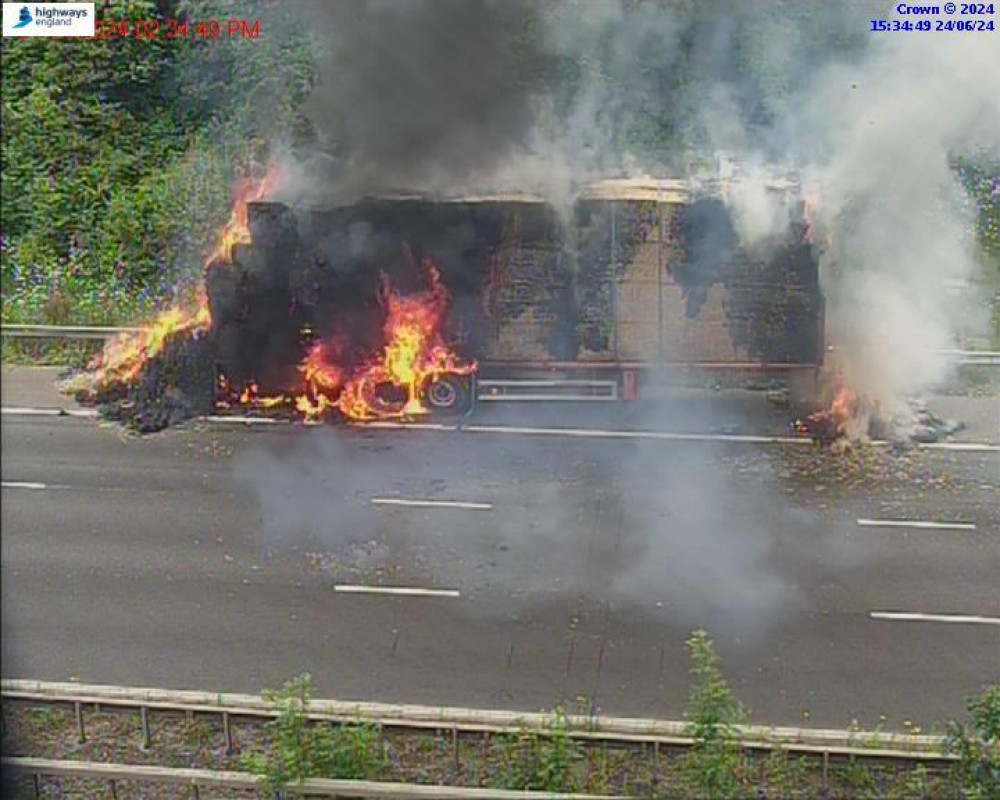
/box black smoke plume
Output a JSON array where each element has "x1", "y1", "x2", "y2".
[{"x1": 295, "y1": 0, "x2": 558, "y2": 202}]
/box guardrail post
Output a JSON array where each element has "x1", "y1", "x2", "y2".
[
  {"x1": 75, "y1": 701, "x2": 86, "y2": 743},
  {"x1": 821, "y1": 749, "x2": 829, "y2": 792},
  {"x1": 481, "y1": 730, "x2": 489, "y2": 761},
  {"x1": 110, "y1": 777, "x2": 118, "y2": 799},
  {"x1": 451, "y1": 726, "x2": 460, "y2": 772},
  {"x1": 189, "y1": 782, "x2": 200, "y2": 799},
  {"x1": 652, "y1": 741, "x2": 660, "y2": 788},
  {"x1": 140, "y1": 705, "x2": 151, "y2": 750},
  {"x1": 32, "y1": 774, "x2": 40, "y2": 799},
  {"x1": 223, "y1": 711, "x2": 233, "y2": 755}
]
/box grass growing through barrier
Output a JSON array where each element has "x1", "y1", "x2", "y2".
[
  {"x1": 489, "y1": 708, "x2": 582, "y2": 792},
  {"x1": 759, "y1": 749, "x2": 812, "y2": 799},
  {"x1": 3, "y1": 656, "x2": 998, "y2": 798},
  {"x1": 242, "y1": 673, "x2": 386, "y2": 795},
  {"x1": 683, "y1": 629, "x2": 748, "y2": 799}
]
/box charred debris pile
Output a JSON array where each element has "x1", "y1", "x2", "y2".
[
  {"x1": 792, "y1": 389, "x2": 966, "y2": 450},
  {"x1": 71, "y1": 333, "x2": 217, "y2": 434}
]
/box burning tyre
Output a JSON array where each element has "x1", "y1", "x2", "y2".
[
  {"x1": 353, "y1": 371, "x2": 473, "y2": 419},
  {"x1": 360, "y1": 375, "x2": 409, "y2": 417}
]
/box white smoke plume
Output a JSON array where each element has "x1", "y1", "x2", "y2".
[{"x1": 713, "y1": 29, "x2": 999, "y2": 409}]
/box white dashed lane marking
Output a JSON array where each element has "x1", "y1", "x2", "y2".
[
  {"x1": 1, "y1": 407, "x2": 97, "y2": 418},
  {"x1": 371, "y1": 497, "x2": 493, "y2": 511},
  {"x1": 334, "y1": 585, "x2": 461, "y2": 598},
  {"x1": 870, "y1": 612, "x2": 1000, "y2": 626},
  {"x1": 857, "y1": 518, "x2": 977, "y2": 531}
]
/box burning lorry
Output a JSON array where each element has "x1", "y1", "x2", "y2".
[
  {"x1": 74, "y1": 175, "x2": 825, "y2": 430},
  {"x1": 208, "y1": 178, "x2": 821, "y2": 414}
]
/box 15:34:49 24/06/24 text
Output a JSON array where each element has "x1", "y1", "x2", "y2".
[
  {"x1": 870, "y1": 18, "x2": 995, "y2": 30},
  {"x1": 95, "y1": 19, "x2": 261, "y2": 40}
]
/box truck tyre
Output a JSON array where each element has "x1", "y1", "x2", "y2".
[{"x1": 424, "y1": 374, "x2": 472, "y2": 415}]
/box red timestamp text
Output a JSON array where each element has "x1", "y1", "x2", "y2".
[{"x1": 95, "y1": 19, "x2": 261, "y2": 41}]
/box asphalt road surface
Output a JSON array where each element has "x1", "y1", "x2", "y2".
[{"x1": 2, "y1": 367, "x2": 998, "y2": 731}]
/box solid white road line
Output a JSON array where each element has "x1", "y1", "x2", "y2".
[
  {"x1": 857, "y1": 518, "x2": 977, "y2": 531},
  {"x1": 1, "y1": 481, "x2": 47, "y2": 490},
  {"x1": 357, "y1": 420, "x2": 1000, "y2": 450},
  {"x1": 362, "y1": 421, "x2": 461, "y2": 432},
  {"x1": 919, "y1": 442, "x2": 999, "y2": 452},
  {"x1": 362, "y1": 420, "x2": 808, "y2": 445},
  {"x1": 5, "y1": 406, "x2": 998, "y2": 452},
  {"x1": 334, "y1": 585, "x2": 461, "y2": 598},
  {"x1": 870, "y1": 612, "x2": 1000, "y2": 626},
  {"x1": 203, "y1": 415, "x2": 283, "y2": 425},
  {"x1": 1, "y1": 407, "x2": 98, "y2": 418},
  {"x1": 371, "y1": 497, "x2": 493, "y2": 510},
  {"x1": 467, "y1": 423, "x2": 806, "y2": 444}
]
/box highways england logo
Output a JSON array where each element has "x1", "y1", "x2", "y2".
[{"x1": 2, "y1": 3, "x2": 94, "y2": 36}]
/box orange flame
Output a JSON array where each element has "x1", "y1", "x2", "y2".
[
  {"x1": 302, "y1": 263, "x2": 474, "y2": 421},
  {"x1": 294, "y1": 341, "x2": 345, "y2": 420},
  {"x1": 206, "y1": 170, "x2": 283, "y2": 267},
  {"x1": 94, "y1": 301, "x2": 211, "y2": 385},
  {"x1": 81, "y1": 160, "x2": 475, "y2": 424},
  {"x1": 830, "y1": 386, "x2": 857, "y2": 426},
  {"x1": 239, "y1": 381, "x2": 287, "y2": 409},
  {"x1": 85, "y1": 166, "x2": 282, "y2": 390},
  {"x1": 793, "y1": 384, "x2": 870, "y2": 446},
  {"x1": 336, "y1": 264, "x2": 475, "y2": 420},
  {"x1": 230, "y1": 261, "x2": 476, "y2": 422}
]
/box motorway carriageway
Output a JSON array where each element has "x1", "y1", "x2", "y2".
[{"x1": 1, "y1": 370, "x2": 998, "y2": 731}]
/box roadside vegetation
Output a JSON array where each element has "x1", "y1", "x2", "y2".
[
  {"x1": 0, "y1": 337, "x2": 101, "y2": 367},
  {"x1": 4, "y1": 632, "x2": 998, "y2": 798},
  {"x1": 1, "y1": 0, "x2": 314, "y2": 329}
]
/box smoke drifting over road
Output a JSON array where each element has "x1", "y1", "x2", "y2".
[{"x1": 235, "y1": 413, "x2": 797, "y2": 640}]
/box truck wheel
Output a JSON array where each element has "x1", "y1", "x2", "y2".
[{"x1": 425, "y1": 374, "x2": 471, "y2": 414}]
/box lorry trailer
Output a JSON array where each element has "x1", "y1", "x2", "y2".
[{"x1": 205, "y1": 177, "x2": 823, "y2": 414}]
